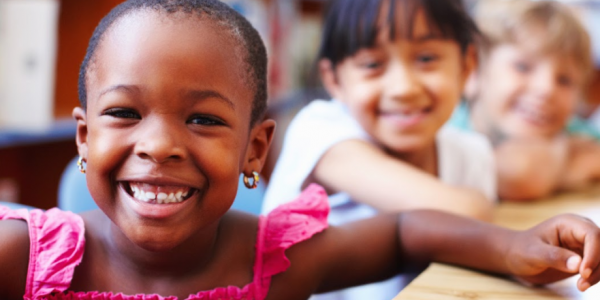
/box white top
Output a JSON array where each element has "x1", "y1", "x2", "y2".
[
  {"x1": 262, "y1": 99, "x2": 497, "y2": 300},
  {"x1": 589, "y1": 106, "x2": 600, "y2": 131}
]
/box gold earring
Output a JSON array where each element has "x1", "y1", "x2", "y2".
[
  {"x1": 243, "y1": 171, "x2": 260, "y2": 189},
  {"x1": 77, "y1": 156, "x2": 87, "y2": 174}
]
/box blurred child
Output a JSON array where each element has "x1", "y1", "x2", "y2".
[
  {"x1": 2, "y1": 1, "x2": 600, "y2": 300},
  {"x1": 454, "y1": 0, "x2": 600, "y2": 201},
  {"x1": 262, "y1": 0, "x2": 496, "y2": 298}
]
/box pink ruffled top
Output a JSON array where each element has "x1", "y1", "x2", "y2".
[{"x1": 0, "y1": 184, "x2": 329, "y2": 300}]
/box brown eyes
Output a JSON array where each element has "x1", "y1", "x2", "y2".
[
  {"x1": 103, "y1": 108, "x2": 141, "y2": 119},
  {"x1": 103, "y1": 108, "x2": 224, "y2": 127},
  {"x1": 187, "y1": 115, "x2": 224, "y2": 126}
]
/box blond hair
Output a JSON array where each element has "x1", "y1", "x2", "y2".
[{"x1": 474, "y1": 0, "x2": 593, "y2": 83}]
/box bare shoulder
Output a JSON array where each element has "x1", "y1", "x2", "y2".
[{"x1": 0, "y1": 219, "x2": 30, "y2": 299}]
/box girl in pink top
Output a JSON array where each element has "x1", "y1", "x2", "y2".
[{"x1": 1, "y1": 0, "x2": 600, "y2": 299}]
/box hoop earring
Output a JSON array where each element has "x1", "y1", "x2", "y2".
[
  {"x1": 243, "y1": 171, "x2": 260, "y2": 189},
  {"x1": 77, "y1": 156, "x2": 87, "y2": 174}
]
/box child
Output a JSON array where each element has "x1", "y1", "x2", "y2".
[
  {"x1": 1, "y1": 0, "x2": 600, "y2": 299},
  {"x1": 262, "y1": 0, "x2": 495, "y2": 297},
  {"x1": 453, "y1": 0, "x2": 600, "y2": 201}
]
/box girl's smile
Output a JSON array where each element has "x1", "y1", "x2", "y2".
[
  {"x1": 378, "y1": 106, "x2": 433, "y2": 129},
  {"x1": 119, "y1": 179, "x2": 199, "y2": 219}
]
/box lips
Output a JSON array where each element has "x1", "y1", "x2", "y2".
[
  {"x1": 513, "y1": 103, "x2": 553, "y2": 126},
  {"x1": 380, "y1": 106, "x2": 432, "y2": 128},
  {"x1": 118, "y1": 180, "x2": 200, "y2": 220}
]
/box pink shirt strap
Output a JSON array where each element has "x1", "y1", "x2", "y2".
[{"x1": 0, "y1": 206, "x2": 85, "y2": 299}]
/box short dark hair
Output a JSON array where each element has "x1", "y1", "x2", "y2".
[
  {"x1": 78, "y1": 0, "x2": 268, "y2": 125},
  {"x1": 319, "y1": 0, "x2": 479, "y2": 68}
]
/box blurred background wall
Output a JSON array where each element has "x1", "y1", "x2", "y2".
[{"x1": 0, "y1": 0, "x2": 598, "y2": 208}]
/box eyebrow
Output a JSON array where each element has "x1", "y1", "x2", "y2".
[
  {"x1": 410, "y1": 33, "x2": 446, "y2": 43},
  {"x1": 97, "y1": 85, "x2": 235, "y2": 109},
  {"x1": 98, "y1": 84, "x2": 140, "y2": 98},
  {"x1": 185, "y1": 90, "x2": 235, "y2": 109}
]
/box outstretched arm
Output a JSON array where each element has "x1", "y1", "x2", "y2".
[
  {"x1": 275, "y1": 210, "x2": 600, "y2": 296},
  {"x1": 558, "y1": 137, "x2": 600, "y2": 191},
  {"x1": 495, "y1": 137, "x2": 568, "y2": 201},
  {"x1": 399, "y1": 211, "x2": 600, "y2": 291},
  {"x1": 497, "y1": 136, "x2": 600, "y2": 201},
  {"x1": 312, "y1": 140, "x2": 493, "y2": 221}
]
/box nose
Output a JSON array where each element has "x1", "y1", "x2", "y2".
[
  {"x1": 134, "y1": 118, "x2": 187, "y2": 163},
  {"x1": 529, "y1": 64, "x2": 558, "y2": 104},
  {"x1": 384, "y1": 61, "x2": 422, "y2": 102}
]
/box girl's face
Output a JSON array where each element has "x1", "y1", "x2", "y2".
[
  {"x1": 321, "y1": 10, "x2": 474, "y2": 155},
  {"x1": 73, "y1": 12, "x2": 273, "y2": 251},
  {"x1": 474, "y1": 42, "x2": 583, "y2": 139}
]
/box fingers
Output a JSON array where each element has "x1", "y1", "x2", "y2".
[
  {"x1": 578, "y1": 231, "x2": 600, "y2": 291},
  {"x1": 577, "y1": 266, "x2": 600, "y2": 292},
  {"x1": 550, "y1": 214, "x2": 600, "y2": 291},
  {"x1": 523, "y1": 241, "x2": 582, "y2": 275},
  {"x1": 537, "y1": 243, "x2": 582, "y2": 274},
  {"x1": 579, "y1": 222, "x2": 600, "y2": 281}
]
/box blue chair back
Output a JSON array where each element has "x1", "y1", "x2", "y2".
[
  {"x1": 0, "y1": 201, "x2": 36, "y2": 211},
  {"x1": 58, "y1": 157, "x2": 265, "y2": 214},
  {"x1": 58, "y1": 157, "x2": 97, "y2": 213}
]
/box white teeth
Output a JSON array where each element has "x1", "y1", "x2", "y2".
[
  {"x1": 156, "y1": 193, "x2": 167, "y2": 204},
  {"x1": 128, "y1": 184, "x2": 191, "y2": 204},
  {"x1": 146, "y1": 192, "x2": 156, "y2": 200}
]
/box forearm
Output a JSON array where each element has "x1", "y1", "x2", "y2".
[
  {"x1": 557, "y1": 139, "x2": 600, "y2": 191},
  {"x1": 398, "y1": 210, "x2": 514, "y2": 274},
  {"x1": 314, "y1": 140, "x2": 493, "y2": 221},
  {"x1": 496, "y1": 138, "x2": 567, "y2": 201}
]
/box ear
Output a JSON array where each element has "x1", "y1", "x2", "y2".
[
  {"x1": 462, "y1": 44, "x2": 478, "y2": 81},
  {"x1": 72, "y1": 107, "x2": 89, "y2": 160},
  {"x1": 461, "y1": 45, "x2": 479, "y2": 103},
  {"x1": 319, "y1": 59, "x2": 344, "y2": 101},
  {"x1": 242, "y1": 119, "x2": 276, "y2": 177}
]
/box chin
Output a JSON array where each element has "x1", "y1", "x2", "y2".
[
  {"x1": 125, "y1": 225, "x2": 189, "y2": 252},
  {"x1": 504, "y1": 125, "x2": 556, "y2": 140},
  {"x1": 133, "y1": 234, "x2": 183, "y2": 252},
  {"x1": 385, "y1": 139, "x2": 432, "y2": 155}
]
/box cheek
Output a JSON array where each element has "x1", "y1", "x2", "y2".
[
  {"x1": 86, "y1": 122, "x2": 128, "y2": 175},
  {"x1": 422, "y1": 72, "x2": 460, "y2": 114},
  {"x1": 555, "y1": 90, "x2": 579, "y2": 118},
  {"x1": 194, "y1": 133, "x2": 245, "y2": 185},
  {"x1": 196, "y1": 135, "x2": 246, "y2": 211},
  {"x1": 339, "y1": 81, "x2": 381, "y2": 123},
  {"x1": 479, "y1": 76, "x2": 518, "y2": 115}
]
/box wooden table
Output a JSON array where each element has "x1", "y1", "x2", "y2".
[{"x1": 394, "y1": 186, "x2": 600, "y2": 300}]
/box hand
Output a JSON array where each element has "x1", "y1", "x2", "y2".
[{"x1": 504, "y1": 214, "x2": 600, "y2": 291}]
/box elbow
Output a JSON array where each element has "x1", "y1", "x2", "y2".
[
  {"x1": 467, "y1": 191, "x2": 494, "y2": 222},
  {"x1": 495, "y1": 140, "x2": 559, "y2": 201},
  {"x1": 499, "y1": 180, "x2": 554, "y2": 202},
  {"x1": 497, "y1": 166, "x2": 555, "y2": 202},
  {"x1": 452, "y1": 189, "x2": 494, "y2": 222}
]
